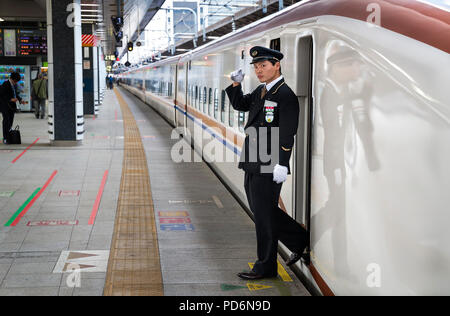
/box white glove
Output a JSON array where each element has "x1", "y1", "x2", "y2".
[
  {"x1": 230, "y1": 68, "x2": 245, "y2": 83},
  {"x1": 273, "y1": 164, "x2": 288, "y2": 184}
]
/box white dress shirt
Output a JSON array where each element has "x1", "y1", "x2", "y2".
[{"x1": 264, "y1": 75, "x2": 283, "y2": 92}]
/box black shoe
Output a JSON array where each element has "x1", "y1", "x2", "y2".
[
  {"x1": 286, "y1": 250, "x2": 311, "y2": 266},
  {"x1": 286, "y1": 253, "x2": 301, "y2": 266},
  {"x1": 237, "y1": 271, "x2": 276, "y2": 280}
]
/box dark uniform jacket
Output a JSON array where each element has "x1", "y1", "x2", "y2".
[
  {"x1": 0, "y1": 80, "x2": 21, "y2": 112},
  {"x1": 226, "y1": 78, "x2": 299, "y2": 176}
]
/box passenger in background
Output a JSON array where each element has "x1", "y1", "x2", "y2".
[
  {"x1": 226, "y1": 46, "x2": 309, "y2": 280},
  {"x1": 32, "y1": 73, "x2": 48, "y2": 119},
  {"x1": 108, "y1": 75, "x2": 114, "y2": 90},
  {"x1": 0, "y1": 72, "x2": 26, "y2": 144}
]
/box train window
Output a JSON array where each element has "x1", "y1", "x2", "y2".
[
  {"x1": 203, "y1": 87, "x2": 207, "y2": 113},
  {"x1": 168, "y1": 82, "x2": 172, "y2": 97},
  {"x1": 220, "y1": 90, "x2": 226, "y2": 123},
  {"x1": 195, "y1": 86, "x2": 198, "y2": 109},
  {"x1": 199, "y1": 87, "x2": 203, "y2": 111},
  {"x1": 238, "y1": 111, "x2": 246, "y2": 132},
  {"x1": 214, "y1": 88, "x2": 219, "y2": 119},
  {"x1": 270, "y1": 38, "x2": 281, "y2": 51},
  {"x1": 208, "y1": 88, "x2": 212, "y2": 116}
]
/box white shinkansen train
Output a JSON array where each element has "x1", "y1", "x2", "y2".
[{"x1": 117, "y1": 0, "x2": 450, "y2": 295}]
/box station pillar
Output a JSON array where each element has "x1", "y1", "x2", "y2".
[
  {"x1": 46, "y1": 0, "x2": 84, "y2": 143},
  {"x1": 82, "y1": 24, "x2": 95, "y2": 116},
  {"x1": 94, "y1": 45, "x2": 100, "y2": 115}
]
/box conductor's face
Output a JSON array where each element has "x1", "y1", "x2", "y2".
[{"x1": 253, "y1": 60, "x2": 280, "y2": 84}]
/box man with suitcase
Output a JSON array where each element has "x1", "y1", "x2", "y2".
[{"x1": 0, "y1": 72, "x2": 26, "y2": 144}]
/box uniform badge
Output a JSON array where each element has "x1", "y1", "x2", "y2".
[
  {"x1": 264, "y1": 100, "x2": 277, "y2": 123},
  {"x1": 252, "y1": 50, "x2": 258, "y2": 57}
]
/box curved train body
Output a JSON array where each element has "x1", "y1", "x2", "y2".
[{"x1": 117, "y1": 0, "x2": 450, "y2": 295}]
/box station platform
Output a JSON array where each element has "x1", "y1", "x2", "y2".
[{"x1": 0, "y1": 87, "x2": 310, "y2": 296}]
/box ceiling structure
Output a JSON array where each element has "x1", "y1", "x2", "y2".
[
  {"x1": 79, "y1": 0, "x2": 166, "y2": 58},
  {"x1": 0, "y1": 0, "x2": 303, "y2": 67},
  {"x1": 0, "y1": 0, "x2": 165, "y2": 57},
  {"x1": 161, "y1": 0, "x2": 300, "y2": 58}
]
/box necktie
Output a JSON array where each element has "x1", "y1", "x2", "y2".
[
  {"x1": 11, "y1": 81, "x2": 16, "y2": 98},
  {"x1": 261, "y1": 86, "x2": 267, "y2": 99}
]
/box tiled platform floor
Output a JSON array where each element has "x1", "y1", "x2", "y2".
[{"x1": 0, "y1": 87, "x2": 310, "y2": 296}]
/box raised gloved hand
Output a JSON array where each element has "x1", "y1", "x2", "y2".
[
  {"x1": 273, "y1": 164, "x2": 288, "y2": 184},
  {"x1": 230, "y1": 69, "x2": 245, "y2": 83}
]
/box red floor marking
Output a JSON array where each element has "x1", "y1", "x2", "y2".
[
  {"x1": 88, "y1": 170, "x2": 109, "y2": 225},
  {"x1": 159, "y1": 217, "x2": 192, "y2": 224},
  {"x1": 11, "y1": 170, "x2": 58, "y2": 226},
  {"x1": 11, "y1": 138, "x2": 39, "y2": 163}
]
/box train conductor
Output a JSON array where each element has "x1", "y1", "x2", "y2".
[{"x1": 226, "y1": 46, "x2": 309, "y2": 280}]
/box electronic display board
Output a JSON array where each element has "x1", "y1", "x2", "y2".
[
  {"x1": 4, "y1": 29, "x2": 16, "y2": 56},
  {"x1": 17, "y1": 29, "x2": 47, "y2": 56},
  {"x1": 0, "y1": 29, "x2": 3, "y2": 56}
]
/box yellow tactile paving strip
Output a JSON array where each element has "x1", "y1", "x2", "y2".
[{"x1": 103, "y1": 88, "x2": 164, "y2": 296}]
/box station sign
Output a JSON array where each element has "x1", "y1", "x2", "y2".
[
  {"x1": 27, "y1": 220, "x2": 79, "y2": 227},
  {"x1": 105, "y1": 55, "x2": 116, "y2": 61},
  {"x1": 159, "y1": 217, "x2": 191, "y2": 224},
  {"x1": 59, "y1": 190, "x2": 80, "y2": 197},
  {"x1": 17, "y1": 29, "x2": 47, "y2": 56},
  {"x1": 160, "y1": 223, "x2": 195, "y2": 231},
  {"x1": 0, "y1": 191, "x2": 14, "y2": 197},
  {"x1": 158, "y1": 211, "x2": 194, "y2": 231}
]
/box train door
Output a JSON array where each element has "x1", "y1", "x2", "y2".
[
  {"x1": 294, "y1": 36, "x2": 314, "y2": 256},
  {"x1": 174, "y1": 64, "x2": 179, "y2": 126},
  {"x1": 184, "y1": 61, "x2": 189, "y2": 135}
]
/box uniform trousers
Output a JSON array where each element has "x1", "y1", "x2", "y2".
[{"x1": 244, "y1": 172, "x2": 308, "y2": 276}]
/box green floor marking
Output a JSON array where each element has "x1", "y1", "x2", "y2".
[
  {"x1": 221, "y1": 284, "x2": 247, "y2": 291},
  {"x1": 5, "y1": 188, "x2": 41, "y2": 227}
]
